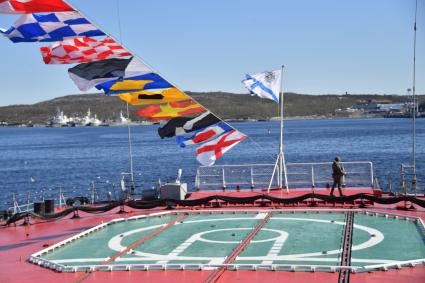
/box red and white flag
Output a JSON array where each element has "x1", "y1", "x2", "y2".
[
  {"x1": 40, "y1": 37, "x2": 132, "y2": 64},
  {"x1": 0, "y1": 0, "x2": 73, "y2": 14},
  {"x1": 196, "y1": 130, "x2": 247, "y2": 166}
]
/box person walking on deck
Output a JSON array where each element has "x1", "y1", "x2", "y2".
[{"x1": 331, "y1": 156, "x2": 346, "y2": 196}]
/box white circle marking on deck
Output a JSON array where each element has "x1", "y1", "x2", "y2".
[
  {"x1": 107, "y1": 216, "x2": 384, "y2": 261},
  {"x1": 196, "y1": 228, "x2": 288, "y2": 244}
]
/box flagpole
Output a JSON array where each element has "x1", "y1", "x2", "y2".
[
  {"x1": 411, "y1": 0, "x2": 418, "y2": 193},
  {"x1": 279, "y1": 65, "x2": 289, "y2": 193},
  {"x1": 116, "y1": 0, "x2": 134, "y2": 186},
  {"x1": 126, "y1": 102, "x2": 135, "y2": 184}
]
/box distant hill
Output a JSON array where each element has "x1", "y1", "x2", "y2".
[{"x1": 0, "y1": 92, "x2": 424, "y2": 124}]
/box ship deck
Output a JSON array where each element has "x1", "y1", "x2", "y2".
[{"x1": 1, "y1": 188, "x2": 424, "y2": 283}]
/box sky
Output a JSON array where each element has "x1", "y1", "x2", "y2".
[{"x1": 0, "y1": 0, "x2": 424, "y2": 106}]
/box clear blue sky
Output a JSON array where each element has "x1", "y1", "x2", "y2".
[{"x1": 0, "y1": 0, "x2": 423, "y2": 106}]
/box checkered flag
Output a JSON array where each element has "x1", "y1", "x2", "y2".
[
  {"x1": 40, "y1": 37, "x2": 132, "y2": 64},
  {"x1": 0, "y1": 11, "x2": 104, "y2": 43}
]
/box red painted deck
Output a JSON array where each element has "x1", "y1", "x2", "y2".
[{"x1": 1, "y1": 189, "x2": 424, "y2": 283}]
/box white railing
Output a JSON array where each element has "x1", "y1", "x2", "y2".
[
  {"x1": 400, "y1": 164, "x2": 424, "y2": 196},
  {"x1": 53, "y1": 259, "x2": 425, "y2": 273},
  {"x1": 195, "y1": 162, "x2": 374, "y2": 190},
  {"x1": 5, "y1": 172, "x2": 144, "y2": 214}
]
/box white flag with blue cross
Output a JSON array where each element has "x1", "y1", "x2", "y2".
[{"x1": 242, "y1": 70, "x2": 282, "y2": 103}]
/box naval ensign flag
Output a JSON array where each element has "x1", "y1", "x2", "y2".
[
  {"x1": 196, "y1": 130, "x2": 247, "y2": 166},
  {"x1": 242, "y1": 70, "x2": 282, "y2": 103}
]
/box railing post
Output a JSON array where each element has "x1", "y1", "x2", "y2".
[
  {"x1": 26, "y1": 192, "x2": 30, "y2": 212},
  {"x1": 250, "y1": 167, "x2": 255, "y2": 189},
  {"x1": 12, "y1": 193, "x2": 20, "y2": 214},
  {"x1": 412, "y1": 173, "x2": 417, "y2": 197},
  {"x1": 373, "y1": 177, "x2": 381, "y2": 190},
  {"x1": 311, "y1": 165, "x2": 315, "y2": 189},
  {"x1": 91, "y1": 181, "x2": 96, "y2": 205},
  {"x1": 59, "y1": 187, "x2": 62, "y2": 208},
  {"x1": 400, "y1": 164, "x2": 406, "y2": 195},
  {"x1": 370, "y1": 162, "x2": 374, "y2": 189},
  {"x1": 222, "y1": 168, "x2": 226, "y2": 190},
  {"x1": 386, "y1": 172, "x2": 393, "y2": 194},
  {"x1": 195, "y1": 169, "x2": 200, "y2": 191}
]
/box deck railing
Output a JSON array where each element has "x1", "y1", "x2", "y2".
[
  {"x1": 195, "y1": 161, "x2": 374, "y2": 191},
  {"x1": 5, "y1": 172, "x2": 143, "y2": 214},
  {"x1": 400, "y1": 164, "x2": 424, "y2": 196}
]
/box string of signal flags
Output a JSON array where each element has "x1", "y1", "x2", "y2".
[{"x1": 0, "y1": 0, "x2": 247, "y2": 166}]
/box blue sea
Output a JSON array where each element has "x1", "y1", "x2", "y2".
[{"x1": 0, "y1": 118, "x2": 424, "y2": 210}]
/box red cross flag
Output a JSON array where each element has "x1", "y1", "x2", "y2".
[
  {"x1": 196, "y1": 129, "x2": 247, "y2": 166},
  {"x1": 0, "y1": 0, "x2": 73, "y2": 14}
]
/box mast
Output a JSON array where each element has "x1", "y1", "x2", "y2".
[
  {"x1": 116, "y1": 0, "x2": 135, "y2": 185},
  {"x1": 126, "y1": 103, "x2": 135, "y2": 184},
  {"x1": 411, "y1": 0, "x2": 418, "y2": 192},
  {"x1": 267, "y1": 66, "x2": 289, "y2": 192},
  {"x1": 279, "y1": 65, "x2": 288, "y2": 191}
]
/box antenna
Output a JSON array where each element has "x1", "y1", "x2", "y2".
[
  {"x1": 115, "y1": 0, "x2": 134, "y2": 185},
  {"x1": 411, "y1": 0, "x2": 418, "y2": 192}
]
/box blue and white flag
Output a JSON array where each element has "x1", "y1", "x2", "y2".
[
  {"x1": 176, "y1": 122, "x2": 233, "y2": 148},
  {"x1": 0, "y1": 11, "x2": 104, "y2": 43},
  {"x1": 242, "y1": 70, "x2": 282, "y2": 103}
]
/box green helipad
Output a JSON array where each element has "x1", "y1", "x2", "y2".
[{"x1": 30, "y1": 210, "x2": 425, "y2": 273}]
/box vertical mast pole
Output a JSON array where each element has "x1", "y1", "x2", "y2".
[
  {"x1": 126, "y1": 103, "x2": 135, "y2": 184},
  {"x1": 116, "y1": 0, "x2": 134, "y2": 185},
  {"x1": 279, "y1": 65, "x2": 289, "y2": 192},
  {"x1": 62, "y1": 0, "x2": 137, "y2": 185},
  {"x1": 412, "y1": 0, "x2": 418, "y2": 191}
]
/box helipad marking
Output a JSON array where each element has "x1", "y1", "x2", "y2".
[
  {"x1": 102, "y1": 216, "x2": 386, "y2": 265},
  {"x1": 255, "y1": 213, "x2": 268, "y2": 219},
  {"x1": 262, "y1": 233, "x2": 287, "y2": 264},
  {"x1": 197, "y1": 228, "x2": 286, "y2": 244},
  {"x1": 156, "y1": 235, "x2": 198, "y2": 264},
  {"x1": 270, "y1": 217, "x2": 384, "y2": 258},
  {"x1": 108, "y1": 224, "x2": 163, "y2": 253}
]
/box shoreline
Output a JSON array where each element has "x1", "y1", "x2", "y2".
[{"x1": 0, "y1": 115, "x2": 423, "y2": 128}]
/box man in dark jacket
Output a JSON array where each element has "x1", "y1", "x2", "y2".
[{"x1": 331, "y1": 156, "x2": 345, "y2": 196}]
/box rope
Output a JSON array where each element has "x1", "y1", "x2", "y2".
[
  {"x1": 3, "y1": 193, "x2": 425, "y2": 226},
  {"x1": 116, "y1": 0, "x2": 123, "y2": 45},
  {"x1": 62, "y1": 0, "x2": 271, "y2": 161}
]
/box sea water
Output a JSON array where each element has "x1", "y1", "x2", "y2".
[{"x1": 0, "y1": 118, "x2": 423, "y2": 210}]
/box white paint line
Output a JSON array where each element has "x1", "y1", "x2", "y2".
[
  {"x1": 53, "y1": 216, "x2": 388, "y2": 267},
  {"x1": 255, "y1": 213, "x2": 268, "y2": 219},
  {"x1": 261, "y1": 231, "x2": 288, "y2": 264},
  {"x1": 270, "y1": 217, "x2": 384, "y2": 257},
  {"x1": 204, "y1": 258, "x2": 226, "y2": 270},
  {"x1": 156, "y1": 234, "x2": 198, "y2": 264},
  {"x1": 51, "y1": 258, "x2": 109, "y2": 263},
  {"x1": 108, "y1": 224, "x2": 164, "y2": 253}
]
